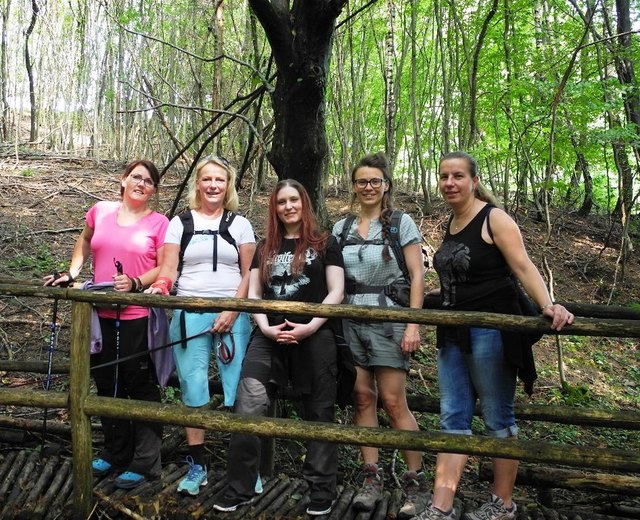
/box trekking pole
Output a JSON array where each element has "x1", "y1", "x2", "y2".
[
  {"x1": 113, "y1": 258, "x2": 123, "y2": 398},
  {"x1": 41, "y1": 295, "x2": 59, "y2": 451}
]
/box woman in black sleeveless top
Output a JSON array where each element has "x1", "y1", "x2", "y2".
[{"x1": 418, "y1": 152, "x2": 573, "y2": 520}]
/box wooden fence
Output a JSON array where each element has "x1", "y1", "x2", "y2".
[{"x1": 0, "y1": 284, "x2": 639, "y2": 519}]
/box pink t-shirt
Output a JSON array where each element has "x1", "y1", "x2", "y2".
[{"x1": 86, "y1": 200, "x2": 169, "y2": 320}]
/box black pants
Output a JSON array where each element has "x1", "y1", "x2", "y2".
[
  {"x1": 226, "y1": 327, "x2": 338, "y2": 501},
  {"x1": 91, "y1": 316, "x2": 162, "y2": 477}
]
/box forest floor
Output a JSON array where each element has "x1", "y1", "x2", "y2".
[{"x1": 0, "y1": 151, "x2": 639, "y2": 517}]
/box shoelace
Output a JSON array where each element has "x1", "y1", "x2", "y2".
[
  {"x1": 476, "y1": 500, "x2": 505, "y2": 516},
  {"x1": 361, "y1": 472, "x2": 381, "y2": 492},
  {"x1": 185, "y1": 462, "x2": 204, "y2": 482}
]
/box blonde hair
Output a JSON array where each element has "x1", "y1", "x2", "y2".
[{"x1": 187, "y1": 156, "x2": 239, "y2": 211}]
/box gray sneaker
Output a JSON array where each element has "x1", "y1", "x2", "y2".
[
  {"x1": 416, "y1": 504, "x2": 456, "y2": 519},
  {"x1": 352, "y1": 463, "x2": 384, "y2": 511},
  {"x1": 464, "y1": 494, "x2": 517, "y2": 520},
  {"x1": 398, "y1": 471, "x2": 430, "y2": 519}
]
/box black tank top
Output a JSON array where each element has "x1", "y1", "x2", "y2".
[{"x1": 433, "y1": 204, "x2": 511, "y2": 310}]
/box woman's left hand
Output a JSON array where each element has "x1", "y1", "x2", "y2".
[
  {"x1": 401, "y1": 324, "x2": 421, "y2": 354},
  {"x1": 212, "y1": 311, "x2": 238, "y2": 334},
  {"x1": 543, "y1": 304, "x2": 574, "y2": 331}
]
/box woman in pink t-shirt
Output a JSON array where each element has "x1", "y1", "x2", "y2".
[{"x1": 44, "y1": 160, "x2": 169, "y2": 489}]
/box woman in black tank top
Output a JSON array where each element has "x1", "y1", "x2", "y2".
[{"x1": 421, "y1": 152, "x2": 574, "y2": 520}]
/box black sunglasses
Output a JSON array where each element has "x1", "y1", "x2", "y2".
[{"x1": 202, "y1": 154, "x2": 230, "y2": 168}]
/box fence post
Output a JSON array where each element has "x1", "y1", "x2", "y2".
[{"x1": 68, "y1": 301, "x2": 93, "y2": 519}]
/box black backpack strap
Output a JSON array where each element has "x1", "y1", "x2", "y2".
[
  {"x1": 219, "y1": 209, "x2": 240, "y2": 271},
  {"x1": 177, "y1": 211, "x2": 195, "y2": 275},
  {"x1": 178, "y1": 209, "x2": 241, "y2": 274},
  {"x1": 388, "y1": 210, "x2": 409, "y2": 280},
  {"x1": 338, "y1": 215, "x2": 358, "y2": 248}
]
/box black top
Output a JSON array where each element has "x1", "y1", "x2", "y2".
[
  {"x1": 433, "y1": 203, "x2": 537, "y2": 394},
  {"x1": 251, "y1": 235, "x2": 344, "y2": 325},
  {"x1": 250, "y1": 235, "x2": 344, "y2": 393}
]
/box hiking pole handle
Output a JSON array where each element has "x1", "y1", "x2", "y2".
[{"x1": 114, "y1": 258, "x2": 124, "y2": 276}]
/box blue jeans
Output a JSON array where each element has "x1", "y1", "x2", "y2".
[
  {"x1": 171, "y1": 310, "x2": 251, "y2": 407},
  {"x1": 438, "y1": 327, "x2": 518, "y2": 438}
]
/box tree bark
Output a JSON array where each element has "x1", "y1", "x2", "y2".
[
  {"x1": 467, "y1": 0, "x2": 499, "y2": 148},
  {"x1": 24, "y1": 0, "x2": 39, "y2": 143},
  {"x1": 248, "y1": 0, "x2": 348, "y2": 226},
  {"x1": 0, "y1": 0, "x2": 10, "y2": 140}
]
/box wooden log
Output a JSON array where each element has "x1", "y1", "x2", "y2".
[
  {"x1": 2, "y1": 283, "x2": 640, "y2": 338},
  {"x1": 0, "y1": 360, "x2": 70, "y2": 374},
  {"x1": 0, "y1": 415, "x2": 101, "y2": 437},
  {"x1": 0, "y1": 427, "x2": 25, "y2": 443},
  {"x1": 0, "y1": 450, "x2": 17, "y2": 488},
  {"x1": 0, "y1": 369, "x2": 635, "y2": 431},
  {"x1": 328, "y1": 487, "x2": 355, "y2": 520},
  {"x1": 84, "y1": 395, "x2": 640, "y2": 473},
  {"x1": 1, "y1": 450, "x2": 39, "y2": 518},
  {"x1": 0, "y1": 450, "x2": 27, "y2": 503},
  {"x1": 68, "y1": 301, "x2": 93, "y2": 520},
  {"x1": 478, "y1": 462, "x2": 640, "y2": 496},
  {"x1": 404, "y1": 394, "x2": 640, "y2": 429},
  {"x1": 0, "y1": 388, "x2": 67, "y2": 409},
  {"x1": 386, "y1": 486, "x2": 404, "y2": 519},
  {"x1": 372, "y1": 492, "x2": 391, "y2": 520},
  {"x1": 278, "y1": 478, "x2": 309, "y2": 518},
  {"x1": 94, "y1": 488, "x2": 147, "y2": 520},
  {"x1": 43, "y1": 469, "x2": 73, "y2": 520},
  {"x1": 33, "y1": 458, "x2": 71, "y2": 520},
  {"x1": 23, "y1": 456, "x2": 59, "y2": 518}
]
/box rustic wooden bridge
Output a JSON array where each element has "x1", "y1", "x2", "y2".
[{"x1": 0, "y1": 448, "x2": 638, "y2": 520}]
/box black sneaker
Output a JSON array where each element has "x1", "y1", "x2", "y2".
[
  {"x1": 212, "y1": 489, "x2": 253, "y2": 512},
  {"x1": 306, "y1": 498, "x2": 335, "y2": 516}
]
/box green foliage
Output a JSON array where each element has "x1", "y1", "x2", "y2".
[
  {"x1": 21, "y1": 169, "x2": 35, "y2": 178},
  {"x1": 162, "y1": 386, "x2": 182, "y2": 404},
  {"x1": 7, "y1": 244, "x2": 60, "y2": 274},
  {"x1": 552, "y1": 382, "x2": 592, "y2": 407}
]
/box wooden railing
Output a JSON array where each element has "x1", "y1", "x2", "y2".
[{"x1": 0, "y1": 284, "x2": 639, "y2": 519}]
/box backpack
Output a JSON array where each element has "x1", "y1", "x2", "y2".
[
  {"x1": 177, "y1": 209, "x2": 239, "y2": 275},
  {"x1": 338, "y1": 210, "x2": 428, "y2": 280}
]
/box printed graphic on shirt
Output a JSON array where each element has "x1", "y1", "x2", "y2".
[
  {"x1": 433, "y1": 240, "x2": 470, "y2": 307},
  {"x1": 268, "y1": 249, "x2": 318, "y2": 299}
]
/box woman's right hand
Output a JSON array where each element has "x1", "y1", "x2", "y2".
[
  {"x1": 260, "y1": 322, "x2": 289, "y2": 342},
  {"x1": 43, "y1": 272, "x2": 73, "y2": 287}
]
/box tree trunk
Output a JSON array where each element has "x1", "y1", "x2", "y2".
[
  {"x1": 24, "y1": 0, "x2": 39, "y2": 143},
  {"x1": 467, "y1": 0, "x2": 499, "y2": 148},
  {"x1": 248, "y1": 0, "x2": 348, "y2": 226},
  {"x1": 0, "y1": 0, "x2": 11, "y2": 140},
  {"x1": 384, "y1": 0, "x2": 396, "y2": 167}
]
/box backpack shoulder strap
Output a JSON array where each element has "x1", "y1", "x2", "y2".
[
  {"x1": 177, "y1": 210, "x2": 194, "y2": 275},
  {"x1": 389, "y1": 210, "x2": 409, "y2": 279},
  {"x1": 218, "y1": 209, "x2": 237, "y2": 249},
  {"x1": 219, "y1": 209, "x2": 241, "y2": 271},
  {"x1": 338, "y1": 215, "x2": 358, "y2": 248}
]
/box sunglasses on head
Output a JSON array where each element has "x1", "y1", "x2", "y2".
[{"x1": 202, "y1": 154, "x2": 230, "y2": 168}]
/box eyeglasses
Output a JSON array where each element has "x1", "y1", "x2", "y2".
[
  {"x1": 353, "y1": 178, "x2": 386, "y2": 189},
  {"x1": 128, "y1": 174, "x2": 155, "y2": 188},
  {"x1": 202, "y1": 154, "x2": 230, "y2": 168}
]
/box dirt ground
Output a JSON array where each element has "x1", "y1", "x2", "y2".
[{"x1": 0, "y1": 153, "x2": 639, "y2": 516}]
